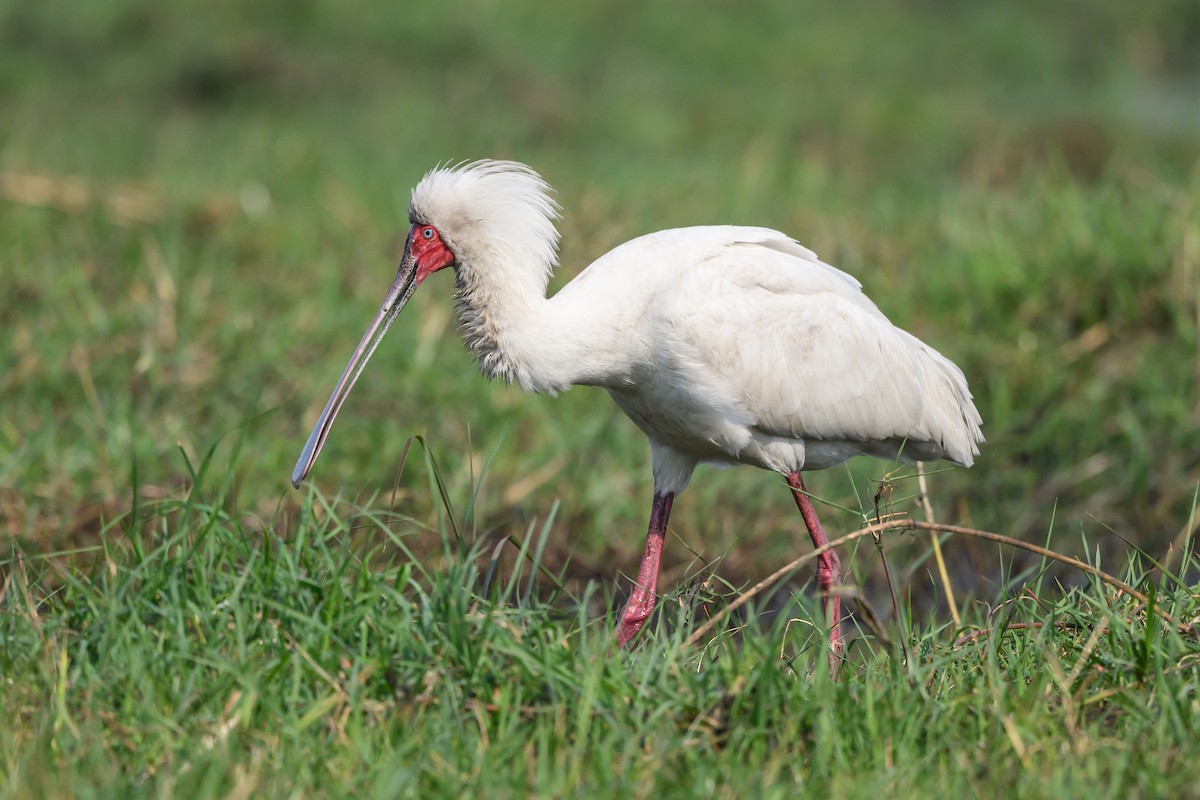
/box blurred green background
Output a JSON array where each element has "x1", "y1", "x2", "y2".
[{"x1": 2, "y1": 0, "x2": 1198, "y2": 590}]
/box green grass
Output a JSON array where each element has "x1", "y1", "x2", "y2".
[
  {"x1": 3, "y1": 454, "x2": 1198, "y2": 797},
  {"x1": 2, "y1": 0, "x2": 1199, "y2": 796}
]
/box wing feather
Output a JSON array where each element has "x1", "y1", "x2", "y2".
[{"x1": 651, "y1": 231, "x2": 982, "y2": 465}]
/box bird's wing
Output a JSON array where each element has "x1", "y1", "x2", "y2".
[{"x1": 652, "y1": 230, "x2": 981, "y2": 463}]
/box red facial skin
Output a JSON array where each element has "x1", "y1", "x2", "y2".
[{"x1": 410, "y1": 224, "x2": 456, "y2": 284}]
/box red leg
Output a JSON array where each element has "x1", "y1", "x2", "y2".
[
  {"x1": 616, "y1": 491, "x2": 675, "y2": 647},
  {"x1": 786, "y1": 472, "x2": 843, "y2": 672}
]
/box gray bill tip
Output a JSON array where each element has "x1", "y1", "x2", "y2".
[
  {"x1": 288, "y1": 244, "x2": 421, "y2": 495},
  {"x1": 290, "y1": 424, "x2": 323, "y2": 489}
]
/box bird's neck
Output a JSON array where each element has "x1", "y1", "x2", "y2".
[{"x1": 453, "y1": 255, "x2": 598, "y2": 395}]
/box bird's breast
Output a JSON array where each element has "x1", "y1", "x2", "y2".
[{"x1": 605, "y1": 373, "x2": 755, "y2": 465}]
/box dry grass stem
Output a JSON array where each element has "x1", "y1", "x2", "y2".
[{"x1": 683, "y1": 520, "x2": 1176, "y2": 650}]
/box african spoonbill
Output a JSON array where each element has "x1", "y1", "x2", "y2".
[{"x1": 291, "y1": 160, "x2": 984, "y2": 665}]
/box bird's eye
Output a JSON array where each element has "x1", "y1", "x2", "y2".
[{"x1": 421, "y1": 227, "x2": 435, "y2": 240}]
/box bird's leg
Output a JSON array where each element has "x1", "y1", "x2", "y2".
[
  {"x1": 785, "y1": 472, "x2": 844, "y2": 673},
  {"x1": 616, "y1": 491, "x2": 675, "y2": 647}
]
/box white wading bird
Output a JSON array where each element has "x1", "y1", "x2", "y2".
[{"x1": 292, "y1": 160, "x2": 983, "y2": 665}]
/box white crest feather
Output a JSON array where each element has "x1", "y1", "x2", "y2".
[
  {"x1": 409, "y1": 160, "x2": 561, "y2": 286},
  {"x1": 407, "y1": 160, "x2": 564, "y2": 388}
]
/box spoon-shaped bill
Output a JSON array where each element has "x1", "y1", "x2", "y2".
[{"x1": 291, "y1": 248, "x2": 419, "y2": 488}]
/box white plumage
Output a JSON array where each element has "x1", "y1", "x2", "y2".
[{"x1": 293, "y1": 160, "x2": 984, "y2": 666}]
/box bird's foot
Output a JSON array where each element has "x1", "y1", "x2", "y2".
[
  {"x1": 615, "y1": 595, "x2": 655, "y2": 647},
  {"x1": 827, "y1": 624, "x2": 844, "y2": 680},
  {"x1": 822, "y1": 590, "x2": 845, "y2": 679}
]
